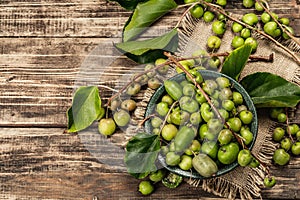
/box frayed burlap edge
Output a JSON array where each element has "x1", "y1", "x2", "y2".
[{"x1": 293, "y1": 67, "x2": 300, "y2": 85}]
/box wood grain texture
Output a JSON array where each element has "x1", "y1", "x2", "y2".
[
  {"x1": 0, "y1": 128, "x2": 299, "y2": 199},
  {"x1": 1, "y1": 8, "x2": 300, "y2": 126},
  {"x1": 1, "y1": 0, "x2": 300, "y2": 199}
]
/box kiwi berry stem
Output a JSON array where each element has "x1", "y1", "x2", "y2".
[
  {"x1": 285, "y1": 108, "x2": 295, "y2": 143},
  {"x1": 105, "y1": 60, "x2": 173, "y2": 107},
  {"x1": 175, "y1": 2, "x2": 199, "y2": 29},
  {"x1": 158, "y1": 101, "x2": 179, "y2": 136}
]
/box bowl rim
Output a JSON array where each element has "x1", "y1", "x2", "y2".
[{"x1": 144, "y1": 70, "x2": 258, "y2": 179}]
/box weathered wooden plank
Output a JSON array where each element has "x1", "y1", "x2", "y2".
[
  {"x1": 0, "y1": 0, "x2": 180, "y2": 38},
  {"x1": 0, "y1": 37, "x2": 120, "y2": 55},
  {"x1": 0, "y1": 128, "x2": 299, "y2": 199},
  {"x1": 0, "y1": 1, "x2": 299, "y2": 37},
  {"x1": 0, "y1": 172, "x2": 231, "y2": 200},
  {"x1": 0, "y1": 37, "x2": 142, "y2": 126},
  {"x1": 0, "y1": 1, "x2": 299, "y2": 200}
]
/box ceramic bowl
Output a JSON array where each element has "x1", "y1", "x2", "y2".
[{"x1": 144, "y1": 70, "x2": 258, "y2": 179}]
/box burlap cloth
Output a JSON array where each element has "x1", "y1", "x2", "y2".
[
  {"x1": 173, "y1": 14, "x2": 299, "y2": 199},
  {"x1": 128, "y1": 14, "x2": 300, "y2": 199}
]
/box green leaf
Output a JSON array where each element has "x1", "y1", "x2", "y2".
[
  {"x1": 125, "y1": 132, "x2": 161, "y2": 178},
  {"x1": 123, "y1": 0, "x2": 177, "y2": 42},
  {"x1": 109, "y1": 0, "x2": 148, "y2": 10},
  {"x1": 116, "y1": 29, "x2": 178, "y2": 63},
  {"x1": 221, "y1": 44, "x2": 252, "y2": 81},
  {"x1": 67, "y1": 86, "x2": 101, "y2": 132},
  {"x1": 97, "y1": 107, "x2": 106, "y2": 120},
  {"x1": 240, "y1": 72, "x2": 300, "y2": 107}
]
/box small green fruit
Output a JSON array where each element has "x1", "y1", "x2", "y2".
[
  {"x1": 126, "y1": 83, "x2": 141, "y2": 96},
  {"x1": 155, "y1": 58, "x2": 169, "y2": 74},
  {"x1": 162, "y1": 94, "x2": 174, "y2": 106},
  {"x1": 148, "y1": 77, "x2": 161, "y2": 90},
  {"x1": 179, "y1": 155, "x2": 193, "y2": 170},
  {"x1": 231, "y1": 36, "x2": 245, "y2": 49},
  {"x1": 207, "y1": 35, "x2": 221, "y2": 49},
  {"x1": 261, "y1": 12, "x2": 271, "y2": 24},
  {"x1": 162, "y1": 124, "x2": 178, "y2": 141},
  {"x1": 232, "y1": 22, "x2": 243, "y2": 33},
  {"x1": 149, "y1": 169, "x2": 166, "y2": 182},
  {"x1": 243, "y1": 0, "x2": 254, "y2": 8},
  {"x1": 280, "y1": 138, "x2": 292, "y2": 151},
  {"x1": 203, "y1": 11, "x2": 215, "y2": 23},
  {"x1": 227, "y1": 117, "x2": 242, "y2": 132},
  {"x1": 156, "y1": 102, "x2": 169, "y2": 117},
  {"x1": 222, "y1": 99, "x2": 235, "y2": 111},
  {"x1": 264, "y1": 21, "x2": 278, "y2": 37},
  {"x1": 242, "y1": 13, "x2": 258, "y2": 26},
  {"x1": 212, "y1": 20, "x2": 226, "y2": 35},
  {"x1": 287, "y1": 124, "x2": 299, "y2": 135},
  {"x1": 217, "y1": 142, "x2": 240, "y2": 165},
  {"x1": 272, "y1": 127, "x2": 285, "y2": 142},
  {"x1": 240, "y1": 128, "x2": 254, "y2": 146},
  {"x1": 277, "y1": 113, "x2": 287, "y2": 123},
  {"x1": 241, "y1": 28, "x2": 251, "y2": 38},
  {"x1": 248, "y1": 158, "x2": 260, "y2": 168},
  {"x1": 264, "y1": 176, "x2": 276, "y2": 188},
  {"x1": 190, "y1": 112, "x2": 202, "y2": 125},
  {"x1": 201, "y1": 141, "x2": 219, "y2": 159},
  {"x1": 216, "y1": 77, "x2": 231, "y2": 88},
  {"x1": 269, "y1": 107, "x2": 284, "y2": 119},
  {"x1": 98, "y1": 118, "x2": 116, "y2": 136},
  {"x1": 238, "y1": 149, "x2": 253, "y2": 166},
  {"x1": 273, "y1": 148, "x2": 290, "y2": 166},
  {"x1": 190, "y1": 5, "x2": 204, "y2": 19},
  {"x1": 218, "y1": 129, "x2": 233, "y2": 145},
  {"x1": 121, "y1": 99, "x2": 137, "y2": 112},
  {"x1": 282, "y1": 26, "x2": 294, "y2": 40},
  {"x1": 279, "y1": 17, "x2": 290, "y2": 25},
  {"x1": 232, "y1": 91, "x2": 243, "y2": 105},
  {"x1": 296, "y1": 131, "x2": 300, "y2": 141},
  {"x1": 291, "y1": 142, "x2": 300, "y2": 155},
  {"x1": 144, "y1": 64, "x2": 156, "y2": 78},
  {"x1": 184, "y1": 0, "x2": 196, "y2": 3},
  {"x1": 239, "y1": 110, "x2": 253, "y2": 125},
  {"x1": 254, "y1": 2, "x2": 264, "y2": 11},
  {"x1": 113, "y1": 109, "x2": 131, "y2": 127},
  {"x1": 139, "y1": 181, "x2": 154, "y2": 195},
  {"x1": 244, "y1": 37, "x2": 258, "y2": 52},
  {"x1": 216, "y1": 0, "x2": 227, "y2": 6},
  {"x1": 166, "y1": 152, "x2": 181, "y2": 166}
]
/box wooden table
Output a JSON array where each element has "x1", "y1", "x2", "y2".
[{"x1": 1, "y1": 0, "x2": 299, "y2": 199}]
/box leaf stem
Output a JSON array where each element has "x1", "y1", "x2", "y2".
[
  {"x1": 98, "y1": 85, "x2": 119, "y2": 93},
  {"x1": 158, "y1": 100, "x2": 179, "y2": 136},
  {"x1": 285, "y1": 108, "x2": 295, "y2": 143},
  {"x1": 175, "y1": 2, "x2": 199, "y2": 29},
  {"x1": 209, "y1": 52, "x2": 274, "y2": 62},
  {"x1": 136, "y1": 114, "x2": 156, "y2": 130},
  {"x1": 104, "y1": 61, "x2": 173, "y2": 107}
]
